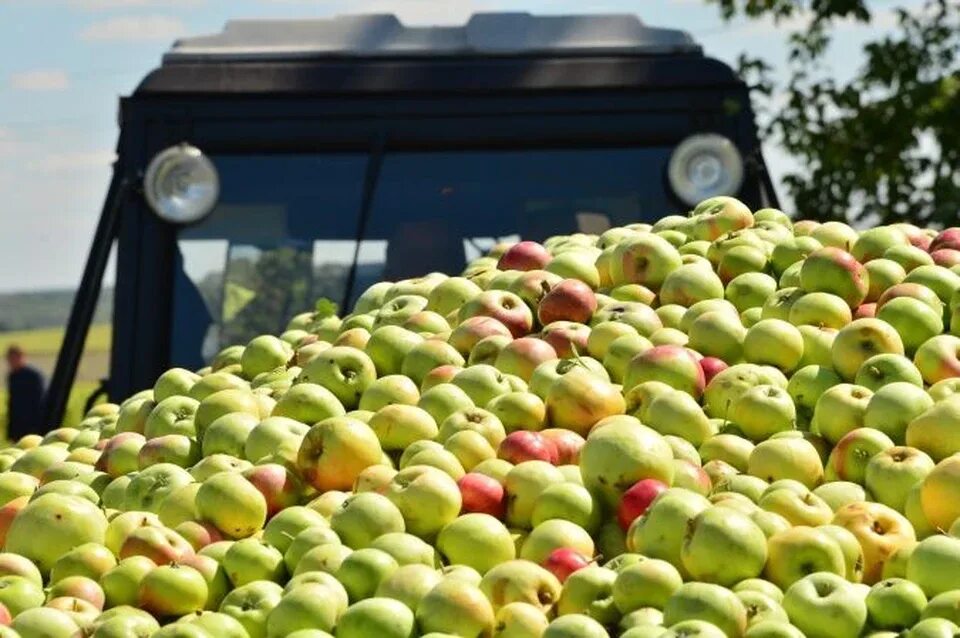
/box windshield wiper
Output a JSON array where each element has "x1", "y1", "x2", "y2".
[{"x1": 342, "y1": 133, "x2": 386, "y2": 310}]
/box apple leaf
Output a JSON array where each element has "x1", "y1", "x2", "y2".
[{"x1": 313, "y1": 297, "x2": 339, "y2": 319}]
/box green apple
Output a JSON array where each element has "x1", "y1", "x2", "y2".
[
  {"x1": 262, "y1": 582, "x2": 340, "y2": 637},
  {"x1": 730, "y1": 385, "x2": 796, "y2": 442},
  {"x1": 554, "y1": 565, "x2": 618, "y2": 624},
  {"x1": 680, "y1": 507, "x2": 767, "y2": 586},
  {"x1": 437, "y1": 513, "x2": 515, "y2": 575},
  {"x1": 416, "y1": 579, "x2": 496, "y2": 637},
  {"x1": 831, "y1": 318, "x2": 905, "y2": 382},
  {"x1": 487, "y1": 392, "x2": 547, "y2": 433},
  {"x1": 906, "y1": 394, "x2": 960, "y2": 462},
  {"x1": 50, "y1": 542, "x2": 116, "y2": 583},
  {"x1": 579, "y1": 419, "x2": 673, "y2": 510},
  {"x1": 335, "y1": 548, "x2": 399, "y2": 602},
  {"x1": 531, "y1": 483, "x2": 602, "y2": 535},
  {"x1": 297, "y1": 416, "x2": 382, "y2": 492},
  {"x1": 375, "y1": 563, "x2": 443, "y2": 611},
  {"x1": 364, "y1": 326, "x2": 424, "y2": 376},
  {"x1": 201, "y1": 412, "x2": 259, "y2": 458},
  {"x1": 789, "y1": 292, "x2": 852, "y2": 329},
  {"x1": 855, "y1": 354, "x2": 923, "y2": 391},
  {"x1": 812, "y1": 384, "x2": 873, "y2": 445},
  {"x1": 627, "y1": 489, "x2": 711, "y2": 575},
  {"x1": 782, "y1": 572, "x2": 867, "y2": 638},
  {"x1": 138, "y1": 564, "x2": 208, "y2": 617},
  {"x1": 143, "y1": 395, "x2": 200, "y2": 439},
  {"x1": 644, "y1": 391, "x2": 717, "y2": 447},
  {"x1": 520, "y1": 519, "x2": 594, "y2": 565},
  {"x1": 687, "y1": 311, "x2": 746, "y2": 363},
  {"x1": 748, "y1": 438, "x2": 823, "y2": 488},
  {"x1": 799, "y1": 247, "x2": 869, "y2": 308},
  {"x1": 297, "y1": 346, "x2": 377, "y2": 409},
  {"x1": 906, "y1": 535, "x2": 960, "y2": 597},
  {"x1": 223, "y1": 538, "x2": 285, "y2": 587},
  {"x1": 663, "y1": 582, "x2": 748, "y2": 638},
  {"x1": 866, "y1": 578, "x2": 926, "y2": 630},
  {"x1": 271, "y1": 382, "x2": 346, "y2": 425},
  {"x1": 726, "y1": 273, "x2": 778, "y2": 313},
  {"x1": 904, "y1": 618, "x2": 960, "y2": 638},
  {"x1": 336, "y1": 597, "x2": 416, "y2": 638},
  {"x1": 154, "y1": 367, "x2": 202, "y2": 402},
  {"x1": 0, "y1": 575, "x2": 44, "y2": 616},
  {"x1": 504, "y1": 461, "x2": 565, "y2": 529},
  {"x1": 5, "y1": 493, "x2": 107, "y2": 575},
  {"x1": 611, "y1": 233, "x2": 682, "y2": 289},
  {"x1": 699, "y1": 434, "x2": 754, "y2": 472},
  {"x1": 743, "y1": 319, "x2": 804, "y2": 374},
  {"x1": 865, "y1": 446, "x2": 934, "y2": 511},
  {"x1": 757, "y1": 488, "x2": 832, "y2": 527},
  {"x1": 100, "y1": 556, "x2": 156, "y2": 608},
  {"x1": 181, "y1": 611, "x2": 249, "y2": 638},
  {"x1": 824, "y1": 427, "x2": 894, "y2": 484},
  {"x1": 358, "y1": 375, "x2": 420, "y2": 412},
  {"x1": 195, "y1": 471, "x2": 267, "y2": 539},
  {"x1": 244, "y1": 416, "x2": 309, "y2": 465},
  {"x1": 330, "y1": 492, "x2": 405, "y2": 550},
  {"x1": 383, "y1": 465, "x2": 461, "y2": 539},
  {"x1": 492, "y1": 601, "x2": 550, "y2": 638},
  {"x1": 877, "y1": 297, "x2": 943, "y2": 355},
  {"x1": 863, "y1": 382, "x2": 933, "y2": 444},
  {"x1": 613, "y1": 557, "x2": 683, "y2": 612},
  {"x1": 813, "y1": 481, "x2": 867, "y2": 511},
  {"x1": 194, "y1": 388, "x2": 265, "y2": 437},
  {"x1": 785, "y1": 364, "x2": 843, "y2": 420},
  {"x1": 368, "y1": 405, "x2": 438, "y2": 452},
  {"x1": 10, "y1": 608, "x2": 80, "y2": 638},
  {"x1": 543, "y1": 614, "x2": 611, "y2": 638},
  {"x1": 478, "y1": 559, "x2": 563, "y2": 616},
  {"x1": 241, "y1": 335, "x2": 294, "y2": 380}
]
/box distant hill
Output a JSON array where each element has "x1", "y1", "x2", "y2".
[{"x1": 0, "y1": 288, "x2": 114, "y2": 332}]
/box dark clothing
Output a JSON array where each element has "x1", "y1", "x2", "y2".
[{"x1": 7, "y1": 366, "x2": 45, "y2": 440}]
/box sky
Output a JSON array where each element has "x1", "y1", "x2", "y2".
[{"x1": 0, "y1": 0, "x2": 916, "y2": 294}]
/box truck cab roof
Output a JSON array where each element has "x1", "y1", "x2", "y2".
[{"x1": 163, "y1": 13, "x2": 701, "y2": 62}]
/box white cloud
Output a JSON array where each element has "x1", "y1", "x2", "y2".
[
  {"x1": 80, "y1": 15, "x2": 188, "y2": 41},
  {"x1": 9, "y1": 69, "x2": 70, "y2": 92},
  {"x1": 67, "y1": 0, "x2": 202, "y2": 8},
  {"x1": 28, "y1": 150, "x2": 117, "y2": 173}
]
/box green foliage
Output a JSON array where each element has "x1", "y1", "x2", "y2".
[{"x1": 716, "y1": 0, "x2": 960, "y2": 226}]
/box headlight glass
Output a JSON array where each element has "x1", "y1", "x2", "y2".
[
  {"x1": 668, "y1": 134, "x2": 744, "y2": 206},
  {"x1": 144, "y1": 144, "x2": 220, "y2": 224}
]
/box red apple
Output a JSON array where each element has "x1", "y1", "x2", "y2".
[
  {"x1": 449, "y1": 317, "x2": 513, "y2": 357},
  {"x1": 854, "y1": 303, "x2": 877, "y2": 319},
  {"x1": 537, "y1": 279, "x2": 598, "y2": 325},
  {"x1": 699, "y1": 357, "x2": 729, "y2": 386},
  {"x1": 542, "y1": 548, "x2": 591, "y2": 583},
  {"x1": 930, "y1": 228, "x2": 960, "y2": 252},
  {"x1": 242, "y1": 463, "x2": 304, "y2": 519},
  {"x1": 494, "y1": 337, "x2": 559, "y2": 382},
  {"x1": 498, "y1": 241, "x2": 552, "y2": 271},
  {"x1": 540, "y1": 321, "x2": 591, "y2": 359},
  {"x1": 931, "y1": 249, "x2": 960, "y2": 268},
  {"x1": 617, "y1": 478, "x2": 669, "y2": 531},
  {"x1": 459, "y1": 290, "x2": 534, "y2": 338},
  {"x1": 421, "y1": 365, "x2": 462, "y2": 391},
  {"x1": 457, "y1": 473, "x2": 506, "y2": 519},
  {"x1": 539, "y1": 429, "x2": 586, "y2": 465},
  {"x1": 497, "y1": 431, "x2": 559, "y2": 465}
]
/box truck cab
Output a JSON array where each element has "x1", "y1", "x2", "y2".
[{"x1": 44, "y1": 12, "x2": 778, "y2": 425}]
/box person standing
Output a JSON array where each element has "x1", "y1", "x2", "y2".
[{"x1": 5, "y1": 345, "x2": 46, "y2": 440}]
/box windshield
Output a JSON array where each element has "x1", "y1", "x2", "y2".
[{"x1": 170, "y1": 146, "x2": 674, "y2": 370}]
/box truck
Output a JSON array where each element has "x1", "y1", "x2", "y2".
[{"x1": 43, "y1": 12, "x2": 779, "y2": 426}]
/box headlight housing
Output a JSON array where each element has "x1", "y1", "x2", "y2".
[
  {"x1": 144, "y1": 144, "x2": 220, "y2": 224},
  {"x1": 668, "y1": 134, "x2": 744, "y2": 207}
]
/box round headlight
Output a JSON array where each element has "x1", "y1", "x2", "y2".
[
  {"x1": 144, "y1": 144, "x2": 219, "y2": 224},
  {"x1": 668, "y1": 134, "x2": 744, "y2": 207}
]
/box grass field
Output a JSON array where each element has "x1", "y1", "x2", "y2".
[{"x1": 0, "y1": 324, "x2": 111, "y2": 438}]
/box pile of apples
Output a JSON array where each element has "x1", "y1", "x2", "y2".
[{"x1": 6, "y1": 198, "x2": 960, "y2": 638}]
